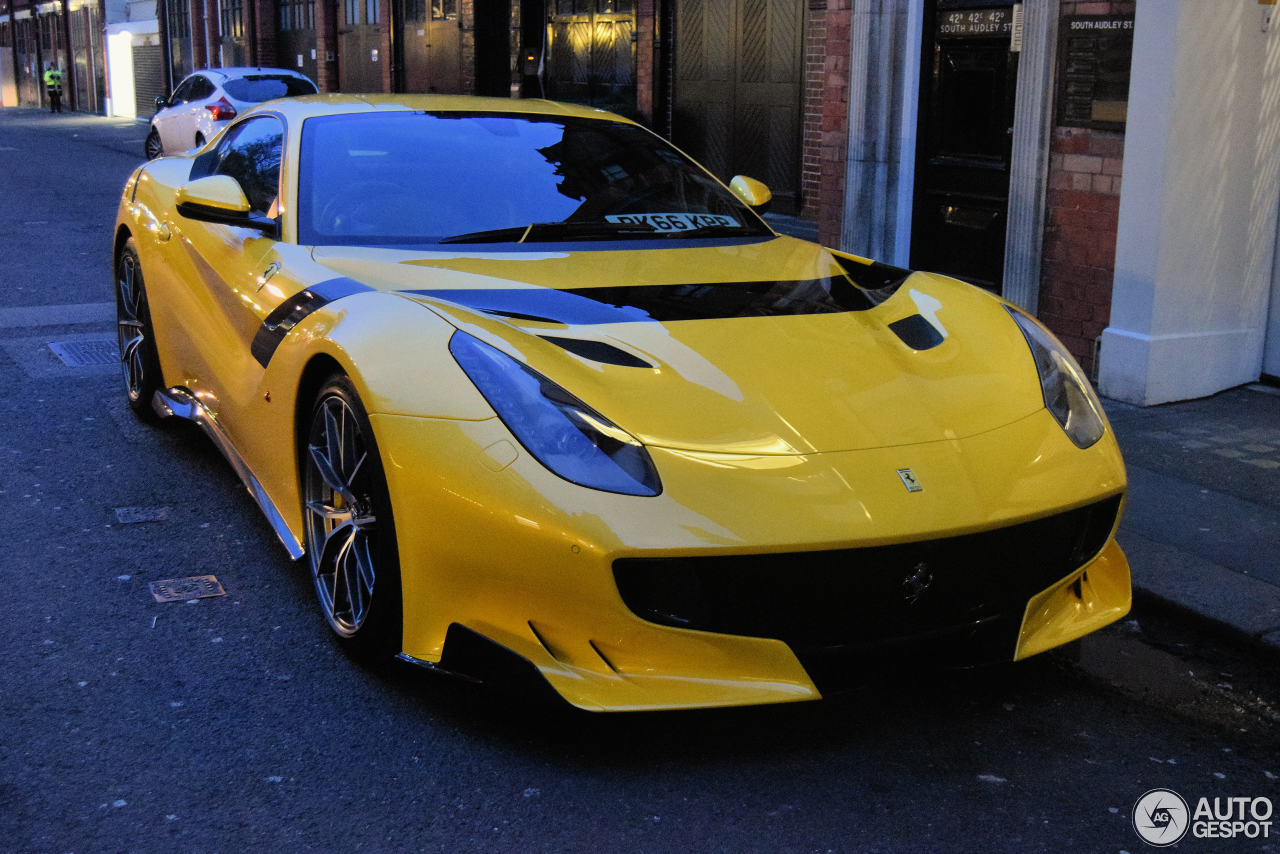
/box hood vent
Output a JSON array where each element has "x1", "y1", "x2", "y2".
[
  {"x1": 541, "y1": 336, "x2": 654, "y2": 368},
  {"x1": 888, "y1": 314, "x2": 945, "y2": 351}
]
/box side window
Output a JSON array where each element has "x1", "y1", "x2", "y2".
[
  {"x1": 189, "y1": 76, "x2": 215, "y2": 100},
  {"x1": 211, "y1": 116, "x2": 284, "y2": 217},
  {"x1": 170, "y1": 77, "x2": 197, "y2": 104}
]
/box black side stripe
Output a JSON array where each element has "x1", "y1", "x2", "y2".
[{"x1": 251, "y1": 277, "x2": 372, "y2": 368}]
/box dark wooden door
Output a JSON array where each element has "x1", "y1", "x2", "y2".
[
  {"x1": 398, "y1": 0, "x2": 461, "y2": 92},
  {"x1": 339, "y1": 0, "x2": 383, "y2": 91},
  {"x1": 673, "y1": 0, "x2": 803, "y2": 213},
  {"x1": 911, "y1": 4, "x2": 1018, "y2": 292},
  {"x1": 545, "y1": 1, "x2": 636, "y2": 112},
  {"x1": 278, "y1": 0, "x2": 318, "y2": 82}
]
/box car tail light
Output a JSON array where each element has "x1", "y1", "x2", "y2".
[{"x1": 205, "y1": 97, "x2": 236, "y2": 121}]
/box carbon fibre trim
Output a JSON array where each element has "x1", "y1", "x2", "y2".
[{"x1": 250, "y1": 277, "x2": 372, "y2": 368}]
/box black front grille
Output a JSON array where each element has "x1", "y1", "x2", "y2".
[{"x1": 613, "y1": 495, "x2": 1122, "y2": 657}]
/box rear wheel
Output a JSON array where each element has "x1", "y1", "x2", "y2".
[
  {"x1": 144, "y1": 128, "x2": 162, "y2": 159},
  {"x1": 114, "y1": 238, "x2": 162, "y2": 421},
  {"x1": 302, "y1": 375, "x2": 402, "y2": 660}
]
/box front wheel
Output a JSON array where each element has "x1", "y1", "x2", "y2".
[
  {"x1": 302, "y1": 375, "x2": 402, "y2": 660},
  {"x1": 144, "y1": 128, "x2": 163, "y2": 160}
]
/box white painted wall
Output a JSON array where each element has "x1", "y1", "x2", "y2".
[
  {"x1": 106, "y1": 27, "x2": 137, "y2": 119},
  {"x1": 1100, "y1": 0, "x2": 1280, "y2": 404}
]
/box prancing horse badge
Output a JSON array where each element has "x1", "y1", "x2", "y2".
[{"x1": 897, "y1": 468, "x2": 923, "y2": 492}]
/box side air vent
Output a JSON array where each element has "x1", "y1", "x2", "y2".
[{"x1": 541, "y1": 336, "x2": 654, "y2": 368}]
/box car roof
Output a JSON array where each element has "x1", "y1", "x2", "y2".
[{"x1": 249, "y1": 93, "x2": 636, "y2": 126}]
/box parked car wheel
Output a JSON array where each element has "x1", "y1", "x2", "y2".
[{"x1": 144, "y1": 128, "x2": 162, "y2": 160}]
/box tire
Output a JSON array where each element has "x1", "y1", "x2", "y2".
[
  {"x1": 114, "y1": 238, "x2": 163, "y2": 422},
  {"x1": 144, "y1": 128, "x2": 163, "y2": 160},
  {"x1": 302, "y1": 375, "x2": 403, "y2": 660}
]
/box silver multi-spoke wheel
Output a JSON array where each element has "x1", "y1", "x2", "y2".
[
  {"x1": 144, "y1": 128, "x2": 163, "y2": 160},
  {"x1": 114, "y1": 239, "x2": 161, "y2": 420},
  {"x1": 117, "y1": 252, "x2": 146, "y2": 400},
  {"x1": 303, "y1": 376, "x2": 400, "y2": 655}
]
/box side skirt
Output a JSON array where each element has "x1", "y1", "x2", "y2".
[{"x1": 153, "y1": 387, "x2": 305, "y2": 560}]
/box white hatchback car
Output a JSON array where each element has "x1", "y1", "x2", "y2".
[{"x1": 145, "y1": 67, "x2": 317, "y2": 159}]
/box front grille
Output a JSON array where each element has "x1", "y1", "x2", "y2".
[{"x1": 613, "y1": 495, "x2": 1121, "y2": 657}]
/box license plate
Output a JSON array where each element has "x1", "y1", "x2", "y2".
[{"x1": 604, "y1": 213, "x2": 740, "y2": 233}]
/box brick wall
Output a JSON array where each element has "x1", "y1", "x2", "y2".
[
  {"x1": 1037, "y1": 0, "x2": 1134, "y2": 375},
  {"x1": 1040, "y1": 127, "x2": 1123, "y2": 374},
  {"x1": 800, "y1": 2, "x2": 826, "y2": 220},
  {"x1": 815, "y1": 0, "x2": 850, "y2": 245},
  {"x1": 252, "y1": 0, "x2": 277, "y2": 67},
  {"x1": 636, "y1": 0, "x2": 655, "y2": 123}
]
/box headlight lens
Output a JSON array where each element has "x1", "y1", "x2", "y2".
[
  {"x1": 450, "y1": 331, "x2": 661, "y2": 496},
  {"x1": 1006, "y1": 306, "x2": 1106, "y2": 449}
]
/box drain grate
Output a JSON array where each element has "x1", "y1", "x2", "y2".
[
  {"x1": 49, "y1": 339, "x2": 119, "y2": 367},
  {"x1": 149, "y1": 575, "x2": 227, "y2": 603},
  {"x1": 114, "y1": 506, "x2": 170, "y2": 525}
]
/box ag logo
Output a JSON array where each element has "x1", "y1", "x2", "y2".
[{"x1": 1132, "y1": 788, "x2": 1190, "y2": 846}]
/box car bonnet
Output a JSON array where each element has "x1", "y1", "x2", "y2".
[{"x1": 310, "y1": 237, "x2": 1047, "y2": 455}]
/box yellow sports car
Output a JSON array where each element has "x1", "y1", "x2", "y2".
[{"x1": 113, "y1": 94, "x2": 1130, "y2": 711}]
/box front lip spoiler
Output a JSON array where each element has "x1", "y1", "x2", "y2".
[{"x1": 152, "y1": 387, "x2": 305, "y2": 560}]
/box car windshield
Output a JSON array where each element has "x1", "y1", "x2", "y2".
[
  {"x1": 295, "y1": 111, "x2": 773, "y2": 246},
  {"x1": 223, "y1": 74, "x2": 317, "y2": 103}
]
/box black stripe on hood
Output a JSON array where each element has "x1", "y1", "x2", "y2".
[{"x1": 405, "y1": 270, "x2": 908, "y2": 326}]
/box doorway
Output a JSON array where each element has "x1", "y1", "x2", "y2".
[
  {"x1": 544, "y1": 1, "x2": 636, "y2": 114},
  {"x1": 338, "y1": 0, "x2": 383, "y2": 92},
  {"x1": 278, "y1": 0, "x2": 318, "y2": 82},
  {"x1": 672, "y1": 0, "x2": 804, "y2": 214},
  {"x1": 911, "y1": 3, "x2": 1017, "y2": 293},
  {"x1": 396, "y1": 0, "x2": 461, "y2": 93}
]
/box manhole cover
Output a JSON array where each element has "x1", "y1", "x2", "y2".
[
  {"x1": 49, "y1": 339, "x2": 119, "y2": 367},
  {"x1": 149, "y1": 575, "x2": 226, "y2": 603}
]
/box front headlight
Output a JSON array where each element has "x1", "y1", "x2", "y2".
[
  {"x1": 450, "y1": 331, "x2": 661, "y2": 496},
  {"x1": 1005, "y1": 306, "x2": 1106, "y2": 449}
]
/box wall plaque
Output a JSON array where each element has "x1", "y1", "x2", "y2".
[{"x1": 1057, "y1": 14, "x2": 1135, "y2": 130}]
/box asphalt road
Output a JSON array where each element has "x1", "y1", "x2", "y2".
[{"x1": 0, "y1": 109, "x2": 1277, "y2": 853}]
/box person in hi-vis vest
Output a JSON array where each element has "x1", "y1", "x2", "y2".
[{"x1": 43, "y1": 64, "x2": 63, "y2": 113}]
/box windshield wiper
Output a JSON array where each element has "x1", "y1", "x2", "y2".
[{"x1": 438, "y1": 221, "x2": 657, "y2": 244}]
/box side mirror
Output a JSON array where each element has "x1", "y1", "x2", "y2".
[
  {"x1": 729, "y1": 175, "x2": 773, "y2": 212},
  {"x1": 155, "y1": 95, "x2": 170, "y2": 110},
  {"x1": 175, "y1": 175, "x2": 278, "y2": 236}
]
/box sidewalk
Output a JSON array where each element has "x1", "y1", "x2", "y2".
[{"x1": 1103, "y1": 384, "x2": 1280, "y2": 656}]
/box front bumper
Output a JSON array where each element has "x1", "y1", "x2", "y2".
[{"x1": 373, "y1": 407, "x2": 1130, "y2": 711}]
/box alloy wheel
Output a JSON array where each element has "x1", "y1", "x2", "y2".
[
  {"x1": 304, "y1": 391, "x2": 379, "y2": 637},
  {"x1": 115, "y1": 250, "x2": 147, "y2": 404}
]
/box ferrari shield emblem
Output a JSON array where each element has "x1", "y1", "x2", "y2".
[{"x1": 897, "y1": 468, "x2": 923, "y2": 492}]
